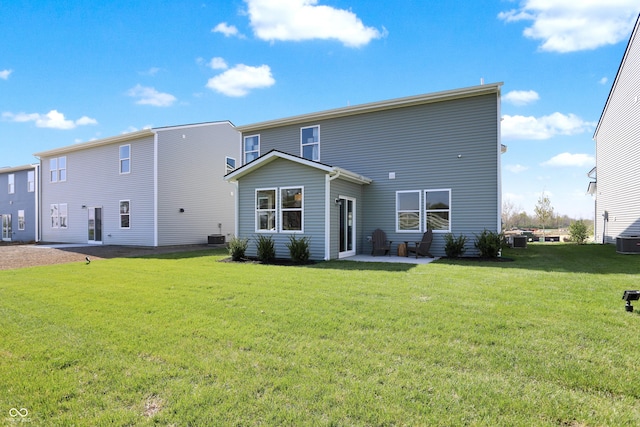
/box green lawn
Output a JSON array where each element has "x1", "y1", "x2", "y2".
[{"x1": 1, "y1": 244, "x2": 639, "y2": 426}]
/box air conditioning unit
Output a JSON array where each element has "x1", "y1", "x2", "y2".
[
  {"x1": 616, "y1": 236, "x2": 640, "y2": 254},
  {"x1": 512, "y1": 236, "x2": 527, "y2": 248}
]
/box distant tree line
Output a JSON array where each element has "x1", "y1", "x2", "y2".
[{"x1": 502, "y1": 198, "x2": 594, "y2": 232}]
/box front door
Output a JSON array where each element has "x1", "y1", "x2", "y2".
[
  {"x1": 1, "y1": 214, "x2": 11, "y2": 241},
  {"x1": 88, "y1": 207, "x2": 102, "y2": 244},
  {"x1": 338, "y1": 197, "x2": 356, "y2": 258}
]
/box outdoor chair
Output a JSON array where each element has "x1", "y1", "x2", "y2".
[
  {"x1": 371, "y1": 228, "x2": 392, "y2": 256},
  {"x1": 407, "y1": 229, "x2": 434, "y2": 258}
]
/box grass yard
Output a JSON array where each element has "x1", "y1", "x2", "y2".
[{"x1": 1, "y1": 244, "x2": 639, "y2": 426}]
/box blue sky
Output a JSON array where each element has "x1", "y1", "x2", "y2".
[{"x1": 1, "y1": 0, "x2": 638, "y2": 219}]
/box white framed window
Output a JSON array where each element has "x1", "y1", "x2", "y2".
[
  {"x1": 244, "y1": 135, "x2": 260, "y2": 164},
  {"x1": 396, "y1": 190, "x2": 421, "y2": 232},
  {"x1": 425, "y1": 189, "x2": 451, "y2": 232},
  {"x1": 225, "y1": 156, "x2": 236, "y2": 174},
  {"x1": 50, "y1": 204, "x2": 64, "y2": 228},
  {"x1": 27, "y1": 170, "x2": 35, "y2": 192},
  {"x1": 8, "y1": 174, "x2": 14, "y2": 194},
  {"x1": 18, "y1": 210, "x2": 25, "y2": 231},
  {"x1": 280, "y1": 186, "x2": 303, "y2": 232},
  {"x1": 50, "y1": 156, "x2": 66, "y2": 182},
  {"x1": 120, "y1": 200, "x2": 130, "y2": 229},
  {"x1": 301, "y1": 125, "x2": 319, "y2": 161},
  {"x1": 256, "y1": 189, "x2": 276, "y2": 232},
  {"x1": 119, "y1": 144, "x2": 131, "y2": 174}
]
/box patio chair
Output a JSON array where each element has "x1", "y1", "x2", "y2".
[
  {"x1": 407, "y1": 229, "x2": 434, "y2": 258},
  {"x1": 371, "y1": 228, "x2": 392, "y2": 256}
]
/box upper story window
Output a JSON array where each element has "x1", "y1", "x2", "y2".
[
  {"x1": 27, "y1": 170, "x2": 35, "y2": 192},
  {"x1": 425, "y1": 189, "x2": 451, "y2": 232},
  {"x1": 396, "y1": 191, "x2": 421, "y2": 232},
  {"x1": 50, "y1": 156, "x2": 67, "y2": 183},
  {"x1": 119, "y1": 145, "x2": 131, "y2": 174},
  {"x1": 225, "y1": 157, "x2": 236, "y2": 174},
  {"x1": 301, "y1": 126, "x2": 319, "y2": 161},
  {"x1": 8, "y1": 174, "x2": 14, "y2": 194},
  {"x1": 244, "y1": 135, "x2": 260, "y2": 164}
]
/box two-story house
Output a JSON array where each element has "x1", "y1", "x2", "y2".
[
  {"x1": 0, "y1": 164, "x2": 40, "y2": 243},
  {"x1": 225, "y1": 83, "x2": 504, "y2": 260},
  {"x1": 34, "y1": 121, "x2": 239, "y2": 246},
  {"x1": 591, "y1": 14, "x2": 640, "y2": 248}
]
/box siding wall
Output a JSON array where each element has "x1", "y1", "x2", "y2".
[
  {"x1": 0, "y1": 167, "x2": 38, "y2": 242},
  {"x1": 40, "y1": 136, "x2": 156, "y2": 245},
  {"x1": 594, "y1": 21, "x2": 640, "y2": 243},
  {"x1": 245, "y1": 93, "x2": 500, "y2": 256},
  {"x1": 237, "y1": 158, "x2": 326, "y2": 259},
  {"x1": 156, "y1": 122, "x2": 239, "y2": 245}
]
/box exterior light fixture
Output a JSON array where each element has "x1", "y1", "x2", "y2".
[
  {"x1": 179, "y1": 208, "x2": 185, "y2": 213},
  {"x1": 622, "y1": 290, "x2": 640, "y2": 312}
]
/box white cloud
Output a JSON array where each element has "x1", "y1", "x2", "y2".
[
  {"x1": 505, "y1": 164, "x2": 530, "y2": 173},
  {"x1": 541, "y1": 152, "x2": 595, "y2": 167},
  {"x1": 2, "y1": 110, "x2": 97, "y2": 129},
  {"x1": 213, "y1": 22, "x2": 241, "y2": 38},
  {"x1": 0, "y1": 69, "x2": 12, "y2": 80},
  {"x1": 245, "y1": 0, "x2": 386, "y2": 48},
  {"x1": 206, "y1": 63, "x2": 275, "y2": 97},
  {"x1": 501, "y1": 112, "x2": 596, "y2": 140},
  {"x1": 599, "y1": 76, "x2": 608, "y2": 85},
  {"x1": 139, "y1": 67, "x2": 161, "y2": 76},
  {"x1": 209, "y1": 57, "x2": 228, "y2": 70},
  {"x1": 498, "y1": 1, "x2": 637, "y2": 52},
  {"x1": 127, "y1": 84, "x2": 177, "y2": 107},
  {"x1": 503, "y1": 90, "x2": 540, "y2": 106}
]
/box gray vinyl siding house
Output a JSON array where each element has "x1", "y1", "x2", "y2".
[
  {"x1": 591, "y1": 14, "x2": 640, "y2": 244},
  {"x1": 226, "y1": 83, "x2": 504, "y2": 260},
  {"x1": 35, "y1": 121, "x2": 239, "y2": 246},
  {"x1": 0, "y1": 164, "x2": 39, "y2": 243}
]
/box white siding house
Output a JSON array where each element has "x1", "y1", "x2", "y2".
[
  {"x1": 592, "y1": 15, "x2": 640, "y2": 244},
  {"x1": 35, "y1": 121, "x2": 239, "y2": 246}
]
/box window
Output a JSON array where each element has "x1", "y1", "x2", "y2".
[
  {"x1": 50, "y1": 156, "x2": 66, "y2": 182},
  {"x1": 120, "y1": 200, "x2": 130, "y2": 229},
  {"x1": 50, "y1": 204, "x2": 67, "y2": 228},
  {"x1": 225, "y1": 156, "x2": 236, "y2": 174},
  {"x1": 280, "y1": 187, "x2": 303, "y2": 232},
  {"x1": 425, "y1": 189, "x2": 451, "y2": 232},
  {"x1": 8, "y1": 174, "x2": 14, "y2": 194},
  {"x1": 244, "y1": 135, "x2": 260, "y2": 164},
  {"x1": 396, "y1": 191, "x2": 421, "y2": 232},
  {"x1": 256, "y1": 189, "x2": 276, "y2": 231},
  {"x1": 119, "y1": 144, "x2": 131, "y2": 174},
  {"x1": 18, "y1": 210, "x2": 25, "y2": 231},
  {"x1": 301, "y1": 126, "x2": 319, "y2": 161},
  {"x1": 27, "y1": 170, "x2": 35, "y2": 192}
]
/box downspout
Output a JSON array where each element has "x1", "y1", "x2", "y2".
[{"x1": 34, "y1": 163, "x2": 40, "y2": 242}]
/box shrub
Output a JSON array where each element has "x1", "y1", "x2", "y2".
[
  {"x1": 228, "y1": 236, "x2": 248, "y2": 261},
  {"x1": 569, "y1": 220, "x2": 590, "y2": 245},
  {"x1": 474, "y1": 229, "x2": 504, "y2": 258},
  {"x1": 255, "y1": 235, "x2": 276, "y2": 262},
  {"x1": 444, "y1": 233, "x2": 467, "y2": 258},
  {"x1": 286, "y1": 235, "x2": 311, "y2": 264}
]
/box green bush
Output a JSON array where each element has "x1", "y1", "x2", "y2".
[
  {"x1": 474, "y1": 229, "x2": 504, "y2": 258},
  {"x1": 228, "y1": 236, "x2": 249, "y2": 261},
  {"x1": 444, "y1": 233, "x2": 467, "y2": 258},
  {"x1": 286, "y1": 235, "x2": 311, "y2": 264},
  {"x1": 255, "y1": 234, "x2": 276, "y2": 262},
  {"x1": 568, "y1": 220, "x2": 590, "y2": 244}
]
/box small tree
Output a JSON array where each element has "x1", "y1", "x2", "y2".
[
  {"x1": 568, "y1": 220, "x2": 590, "y2": 244},
  {"x1": 534, "y1": 192, "x2": 554, "y2": 239}
]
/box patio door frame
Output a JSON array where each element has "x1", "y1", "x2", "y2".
[
  {"x1": 87, "y1": 207, "x2": 103, "y2": 244},
  {"x1": 1, "y1": 214, "x2": 11, "y2": 242},
  {"x1": 338, "y1": 196, "x2": 356, "y2": 258}
]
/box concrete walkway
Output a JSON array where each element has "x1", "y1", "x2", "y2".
[{"x1": 339, "y1": 254, "x2": 439, "y2": 265}]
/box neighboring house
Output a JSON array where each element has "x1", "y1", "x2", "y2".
[
  {"x1": 34, "y1": 121, "x2": 239, "y2": 246},
  {"x1": 0, "y1": 164, "x2": 40, "y2": 243},
  {"x1": 591, "y1": 14, "x2": 640, "y2": 244},
  {"x1": 225, "y1": 83, "x2": 504, "y2": 260}
]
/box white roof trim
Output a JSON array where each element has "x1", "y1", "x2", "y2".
[
  {"x1": 237, "y1": 83, "x2": 503, "y2": 132},
  {"x1": 0, "y1": 163, "x2": 38, "y2": 173},
  {"x1": 224, "y1": 150, "x2": 372, "y2": 185},
  {"x1": 34, "y1": 129, "x2": 154, "y2": 158}
]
